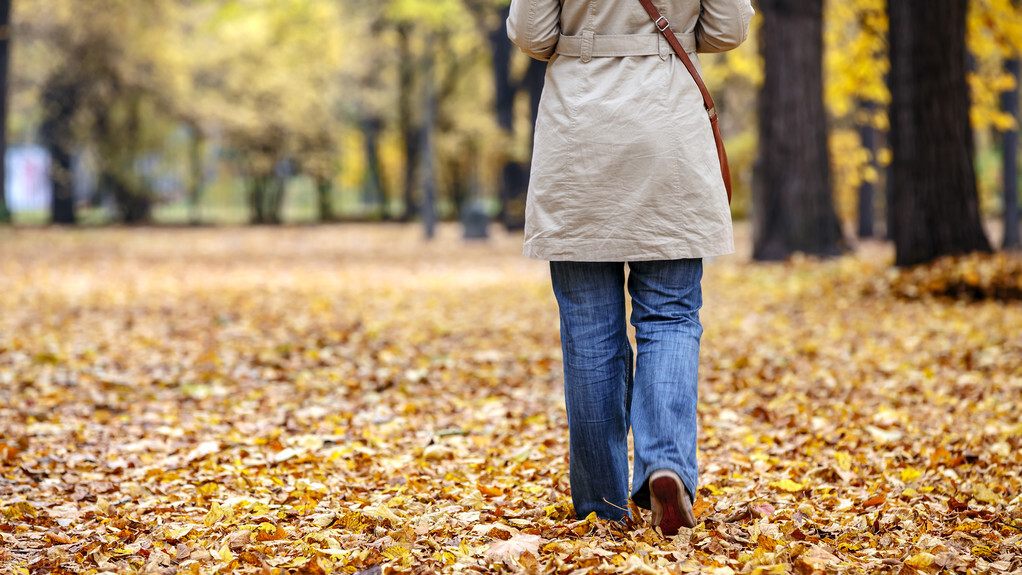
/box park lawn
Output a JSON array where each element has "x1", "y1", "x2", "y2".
[{"x1": 1, "y1": 225, "x2": 1020, "y2": 574}]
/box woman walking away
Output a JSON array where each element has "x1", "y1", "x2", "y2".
[{"x1": 507, "y1": 0, "x2": 753, "y2": 536}]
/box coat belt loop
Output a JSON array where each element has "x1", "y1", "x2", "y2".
[
  {"x1": 581, "y1": 30, "x2": 594, "y2": 63},
  {"x1": 658, "y1": 34, "x2": 669, "y2": 60}
]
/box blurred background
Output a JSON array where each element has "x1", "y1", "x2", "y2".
[{"x1": 0, "y1": 0, "x2": 1018, "y2": 263}]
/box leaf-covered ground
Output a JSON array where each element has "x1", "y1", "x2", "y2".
[{"x1": 1, "y1": 225, "x2": 1020, "y2": 575}]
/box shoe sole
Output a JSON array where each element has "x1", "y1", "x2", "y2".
[{"x1": 651, "y1": 475, "x2": 696, "y2": 536}]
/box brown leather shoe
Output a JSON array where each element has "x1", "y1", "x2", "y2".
[{"x1": 649, "y1": 469, "x2": 697, "y2": 536}]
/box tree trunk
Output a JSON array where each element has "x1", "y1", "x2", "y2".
[
  {"x1": 249, "y1": 175, "x2": 267, "y2": 224},
  {"x1": 0, "y1": 0, "x2": 11, "y2": 224},
  {"x1": 887, "y1": 0, "x2": 990, "y2": 266},
  {"x1": 490, "y1": 7, "x2": 514, "y2": 134},
  {"x1": 753, "y1": 0, "x2": 844, "y2": 261},
  {"x1": 40, "y1": 73, "x2": 77, "y2": 225},
  {"x1": 489, "y1": 7, "x2": 545, "y2": 231},
  {"x1": 102, "y1": 170, "x2": 151, "y2": 224},
  {"x1": 187, "y1": 124, "x2": 204, "y2": 226},
  {"x1": 1003, "y1": 55, "x2": 1020, "y2": 250},
  {"x1": 361, "y1": 116, "x2": 388, "y2": 219},
  {"x1": 420, "y1": 42, "x2": 437, "y2": 240},
  {"x1": 316, "y1": 176, "x2": 334, "y2": 223},
  {"x1": 857, "y1": 100, "x2": 878, "y2": 238},
  {"x1": 397, "y1": 25, "x2": 420, "y2": 222},
  {"x1": 267, "y1": 175, "x2": 285, "y2": 225}
]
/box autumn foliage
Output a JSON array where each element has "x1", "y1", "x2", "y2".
[{"x1": 1, "y1": 227, "x2": 1021, "y2": 574}]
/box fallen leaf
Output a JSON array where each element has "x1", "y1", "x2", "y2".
[
  {"x1": 769, "y1": 479, "x2": 805, "y2": 493},
  {"x1": 484, "y1": 533, "x2": 543, "y2": 563}
]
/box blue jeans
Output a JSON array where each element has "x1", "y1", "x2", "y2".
[{"x1": 550, "y1": 259, "x2": 702, "y2": 521}]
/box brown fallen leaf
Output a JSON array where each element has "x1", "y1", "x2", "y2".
[
  {"x1": 229, "y1": 529, "x2": 251, "y2": 551},
  {"x1": 794, "y1": 546, "x2": 840, "y2": 574},
  {"x1": 46, "y1": 531, "x2": 72, "y2": 544},
  {"x1": 862, "y1": 494, "x2": 885, "y2": 508}
]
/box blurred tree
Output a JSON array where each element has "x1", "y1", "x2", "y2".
[
  {"x1": 487, "y1": 3, "x2": 545, "y2": 231},
  {"x1": 888, "y1": 0, "x2": 991, "y2": 266},
  {"x1": 753, "y1": 0, "x2": 844, "y2": 260},
  {"x1": 187, "y1": 0, "x2": 347, "y2": 224},
  {"x1": 1005, "y1": 52, "x2": 1020, "y2": 249},
  {"x1": 965, "y1": 0, "x2": 1022, "y2": 248},
  {"x1": 989, "y1": 0, "x2": 1021, "y2": 249},
  {"x1": 38, "y1": 61, "x2": 78, "y2": 225},
  {"x1": 18, "y1": 0, "x2": 184, "y2": 224},
  {"x1": 823, "y1": 0, "x2": 888, "y2": 238},
  {"x1": 0, "y1": 0, "x2": 10, "y2": 224},
  {"x1": 344, "y1": 0, "x2": 500, "y2": 225}
]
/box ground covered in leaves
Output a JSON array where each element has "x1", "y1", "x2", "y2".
[{"x1": 1, "y1": 225, "x2": 1020, "y2": 575}]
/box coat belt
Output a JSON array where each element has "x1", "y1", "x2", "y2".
[{"x1": 555, "y1": 31, "x2": 696, "y2": 62}]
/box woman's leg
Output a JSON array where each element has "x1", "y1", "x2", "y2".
[
  {"x1": 625, "y1": 259, "x2": 703, "y2": 513},
  {"x1": 549, "y1": 261, "x2": 632, "y2": 521}
]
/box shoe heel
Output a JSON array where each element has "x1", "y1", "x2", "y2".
[{"x1": 651, "y1": 476, "x2": 684, "y2": 536}]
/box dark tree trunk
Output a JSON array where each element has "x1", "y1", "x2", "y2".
[
  {"x1": 249, "y1": 175, "x2": 269, "y2": 224},
  {"x1": 489, "y1": 7, "x2": 546, "y2": 231},
  {"x1": 887, "y1": 0, "x2": 990, "y2": 266},
  {"x1": 187, "y1": 124, "x2": 204, "y2": 226},
  {"x1": 102, "y1": 171, "x2": 152, "y2": 224},
  {"x1": 268, "y1": 175, "x2": 285, "y2": 224},
  {"x1": 499, "y1": 59, "x2": 546, "y2": 231},
  {"x1": 753, "y1": 0, "x2": 844, "y2": 261},
  {"x1": 247, "y1": 173, "x2": 280, "y2": 224},
  {"x1": 397, "y1": 25, "x2": 420, "y2": 222},
  {"x1": 490, "y1": 7, "x2": 514, "y2": 134},
  {"x1": 1003, "y1": 55, "x2": 1020, "y2": 250},
  {"x1": 316, "y1": 176, "x2": 335, "y2": 223},
  {"x1": 40, "y1": 73, "x2": 78, "y2": 225},
  {"x1": 0, "y1": 0, "x2": 11, "y2": 224},
  {"x1": 420, "y1": 43, "x2": 437, "y2": 240},
  {"x1": 361, "y1": 116, "x2": 388, "y2": 219},
  {"x1": 857, "y1": 100, "x2": 878, "y2": 238},
  {"x1": 100, "y1": 95, "x2": 153, "y2": 224},
  {"x1": 489, "y1": 8, "x2": 519, "y2": 230}
]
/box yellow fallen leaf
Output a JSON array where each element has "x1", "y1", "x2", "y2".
[
  {"x1": 382, "y1": 546, "x2": 410, "y2": 560},
  {"x1": 900, "y1": 467, "x2": 922, "y2": 482},
  {"x1": 203, "y1": 502, "x2": 225, "y2": 527},
  {"x1": 905, "y1": 552, "x2": 935, "y2": 569},
  {"x1": 217, "y1": 543, "x2": 234, "y2": 563},
  {"x1": 972, "y1": 545, "x2": 996, "y2": 558},
  {"x1": 953, "y1": 521, "x2": 984, "y2": 532},
  {"x1": 973, "y1": 484, "x2": 1002, "y2": 505},
  {"x1": 165, "y1": 525, "x2": 195, "y2": 540},
  {"x1": 768, "y1": 479, "x2": 805, "y2": 492},
  {"x1": 834, "y1": 451, "x2": 852, "y2": 471}
]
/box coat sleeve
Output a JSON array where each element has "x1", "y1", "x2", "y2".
[
  {"x1": 695, "y1": 0, "x2": 754, "y2": 53},
  {"x1": 506, "y1": 0, "x2": 562, "y2": 61}
]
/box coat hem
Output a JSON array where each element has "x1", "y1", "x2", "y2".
[{"x1": 523, "y1": 237, "x2": 735, "y2": 262}]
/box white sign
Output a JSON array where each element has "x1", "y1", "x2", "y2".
[{"x1": 6, "y1": 146, "x2": 51, "y2": 213}]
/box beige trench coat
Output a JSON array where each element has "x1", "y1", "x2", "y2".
[{"x1": 507, "y1": 0, "x2": 753, "y2": 261}]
